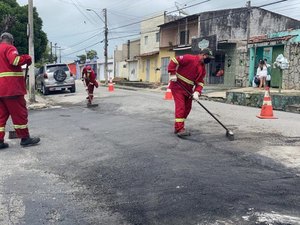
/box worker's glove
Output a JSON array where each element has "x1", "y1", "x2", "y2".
[
  {"x1": 192, "y1": 91, "x2": 200, "y2": 100},
  {"x1": 81, "y1": 77, "x2": 84, "y2": 81},
  {"x1": 23, "y1": 54, "x2": 32, "y2": 66},
  {"x1": 95, "y1": 82, "x2": 99, "y2": 88},
  {"x1": 169, "y1": 75, "x2": 177, "y2": 82}
]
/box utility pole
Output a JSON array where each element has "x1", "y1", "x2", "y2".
[
  {"x1": 54, "y1": 43, "x2": 57, "y2": 63},
  {"x1": 246, "y1": 0, "x2": 251, "y2": 53},
  {"x1": 50, "y1": 41, "x2": 53, "y2": 63},
  {"x1": 103, "y1": 8, "x2": 108, "y2": 84},
  {"x1": 28, "y1": 0, "x2": 35, "y2": 102},
  {"x1": 58, "y1": 47, "x2": 62, "y2": 63}
]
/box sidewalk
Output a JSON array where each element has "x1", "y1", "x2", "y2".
[
  {"x1": 25, "y1": 93, "x2": 49, "y2": 110},
  {"x1": 226, "y1": 87, "x2": 300, "y2": 113},
  {"x1": 114, "y1": 82, "x2": 300, "y2": 113},
  {"x1": 25, "y1": 82, "x2": 300, "y2": 113}
]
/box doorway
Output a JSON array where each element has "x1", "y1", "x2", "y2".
[{"x1": 146, "y1": 59, "x2": 150, "y2": 82}]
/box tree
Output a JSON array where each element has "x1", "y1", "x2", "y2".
[
  {"x1": 77, "y1": 54, "x2": 87, "y2": 64},
  {"x1": 0, "y1": 0, "x2": 48, "y2": 63},
  {"x1": 86, "y1": 50, "x2": 98, "y2": 61}
]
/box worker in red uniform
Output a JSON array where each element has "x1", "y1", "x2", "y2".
[
  {"x1": 168, "y1": 48, "x2": 214, "y2": 137},
  {"x1": 81, "y1": 65, "x2": 98, "y2": 105},
  {"x1": 0, "y1": 32, "x2": 40, "y2": 149}
]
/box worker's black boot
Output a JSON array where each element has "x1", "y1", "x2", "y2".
[
  {"x1": 0, "y1": 141, "x2": 9, "y2": 149},
  {"x1": 20, "y1": 137, "x2": 40, "y2": 147},
  {"x1": 176, "y1": 129, "x2": 191, "y2": 137}
]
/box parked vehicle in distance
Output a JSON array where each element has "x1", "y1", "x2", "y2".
[{"x1": 35, "y1": 63, "x2": 76, "y2": 95}]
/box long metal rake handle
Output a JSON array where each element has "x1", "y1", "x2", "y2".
[{"x1": 176, "y1": 81, "x2": 229, "y2": 132}]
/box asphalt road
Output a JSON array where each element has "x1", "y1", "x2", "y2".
[{"x1": 0, "y1": 84, "x2": 299, "y2": 225}]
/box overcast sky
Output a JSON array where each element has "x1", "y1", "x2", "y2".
[{"x1": 16, "y1": 0, "x2": 300, "y2": 63}]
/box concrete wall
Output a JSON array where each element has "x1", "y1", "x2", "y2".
[
  {"x1": 128, "y1": 39, "x2": 140, "y2": 60},
  {"x1": 158, "y1": 48, "x2": 175, "y2": 83},
  {"x1": 160, "y1": 25, "x2": 178, "y2": 48},
  {"x1": 140, "y1": 14, "x2": 164, "y2": 54},
  {"x1": 97, "y1": 58, "x2": 114, "y2": 81},
  {"x1": 115, "y1": 61, "x2": 128, "y2": 79},
  {"x1": 114, "y1": 39, "x2": 140, "y2": 80},
  {"x1": 268, "y1": 29, "x2": 300, "y2": 90},
  {"x1": 160, "y1": 18, "x2": 199, "y2": 48},
  {"x1": 199, "y1": 8, "x2": 300, "y2": 42},
  {"x1": 284, "y1": 43, "x2": 300, "y2": 90},
  {"x1": 200, "y1": 9, "x2": 248, "y2": 41},
  {"x1": 251, "y1": 8, "x2": 300, "y2": 36},
  {"x1": 139, "y1": 55, "x2": 160, "y2": 82}
]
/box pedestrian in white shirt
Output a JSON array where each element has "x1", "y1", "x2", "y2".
[{"x1": 256, "y1": 59, "x2": 267, "y2": 89}]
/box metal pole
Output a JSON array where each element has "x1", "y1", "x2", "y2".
[
  {"x1": 50, "y1": 41, "x2": 53, "y2": 63},
  {"x1": 103, "y1": 8, "x2": 108, "y2": 84},
  {"x1": 54, "y1": 43, "x2": 57, "y2": 63},
  {"x1": 58, "y1": 47, "x2": 62, "y2": 63},
  {"x1": 28, "y1": 0, "x2": 35, "y2": 102},
  {"x1": 246, "y1": 1, "x2": 251, "y2": 53}
]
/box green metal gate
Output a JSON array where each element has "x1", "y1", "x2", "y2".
[{"x1": 271, "y1": 45, "x2": 284, "y2": 87}]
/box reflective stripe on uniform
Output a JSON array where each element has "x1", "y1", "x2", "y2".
[
  {"x1": 13, "y1": 56, "x2": 20, "y2": 66},
  {"x1": 0, "y1": 72, "x2": 24, "y2": 78},
  {"x1": 197, "y1": 82, "x2": 204, "y2": 87},
  {"x1": 171, "y1": 57, "x2": 179, "y2": 65},
  {"x1": 13, "y1": 124, "x2": 28, "y2": 129},
  {"x1": 177, "y1": 73, "x2": 194, "y2": 85},
  {"x1": 0, "y1": 127, "x2": 5, "y2": 132},
  {"x1": 175, "y1": 118, "x2": 185, "y2": 122}
]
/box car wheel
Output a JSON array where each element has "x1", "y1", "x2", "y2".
[
  {"x1": 54, "y1": 70, "x2": 67, "y2": 82},
  {"x1": 42, "y1": 84, "x2": 49, "y2": 95},
  {"x1": 70, "y1": 85, "x2": 76, "y2": 93}
]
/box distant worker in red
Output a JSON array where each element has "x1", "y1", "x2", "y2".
[
  {"x1": 81, "y1": 65, "x2": 98, "y2": 105},
  {"x1": 0, "y1": 32, "x2": 40, "y2": 149},
  {"x1": 168, "y1": 48, "x2": 214, "y2": 137}
]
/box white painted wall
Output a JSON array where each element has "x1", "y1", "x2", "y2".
[{"x1": 96, "y1": 58, "x2": 114, "y2": 81}]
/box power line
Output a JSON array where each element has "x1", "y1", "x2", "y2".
[
  {"x1": 63, "y1": 40, "x2": 103, "y2": 56},
  {"x1": 65, "y1": 31, "x2": 103, "y2": 50},
  {"x1": 70, "y1": 0, "x2": 95, "y2": 25},
  {"x1": 109, "y1": 0, "x2": 211, "y2": 31},
  {"x1": 61, "y1": 0, "x2": 296, "y2": 59}
]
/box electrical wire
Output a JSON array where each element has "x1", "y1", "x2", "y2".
[{"x1": 61, "y1": 0, "x2": 298, "y2": 59}]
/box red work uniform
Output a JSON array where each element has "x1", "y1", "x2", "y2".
[
  {"x1": 0, "y1": 42, "x2": 32, "y2": 140},
  {"x1": 168, "y1": 54, "x2": 206, "y2": 133},
  {"x1": 82, "y1": 66, "x2": 98, "y2": 104}
]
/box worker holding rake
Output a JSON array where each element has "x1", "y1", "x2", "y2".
[{"x1": 168, "y1": 48, "x2": 214, "y2": 137}]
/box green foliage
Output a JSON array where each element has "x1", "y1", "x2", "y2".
[
  {"x1": 86, "y1": 49, "x2": 97, "y2": 60},
  {"x1": 77, "y1": 54, "x2": 87, "y2": 64},
  {"x1": 0, "y1": 0, "x2": 48, "y2": 63}
]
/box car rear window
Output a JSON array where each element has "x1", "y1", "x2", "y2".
[{"x1": 46, "y1": 65, "x2": 69, "y2": 73}]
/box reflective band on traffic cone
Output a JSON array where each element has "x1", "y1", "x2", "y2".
[
  {"x1": 164, "y1": 82, "x2": 173, "y2": 100},
  {"x1": 257, "y1": 88, "x2": 277, "y2": 119}
]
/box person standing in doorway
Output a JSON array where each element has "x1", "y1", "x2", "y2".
[
  {"x1": 0, "y1": 32, "x2": 40, "y2": 149},
  {"x1": 167, "y1": 48, "x2": 214, "y2": 137}
]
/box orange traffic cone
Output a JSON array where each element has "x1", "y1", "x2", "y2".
[
  {"x1": 164, "y1": 82, "x2": 173, "y2": 100},
  {"x1": 257, "y1": 88, "x2": 277, "y2": 119},
  {"x1": 108, "y1": 78, "x2": 114, "y2": 92}
]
